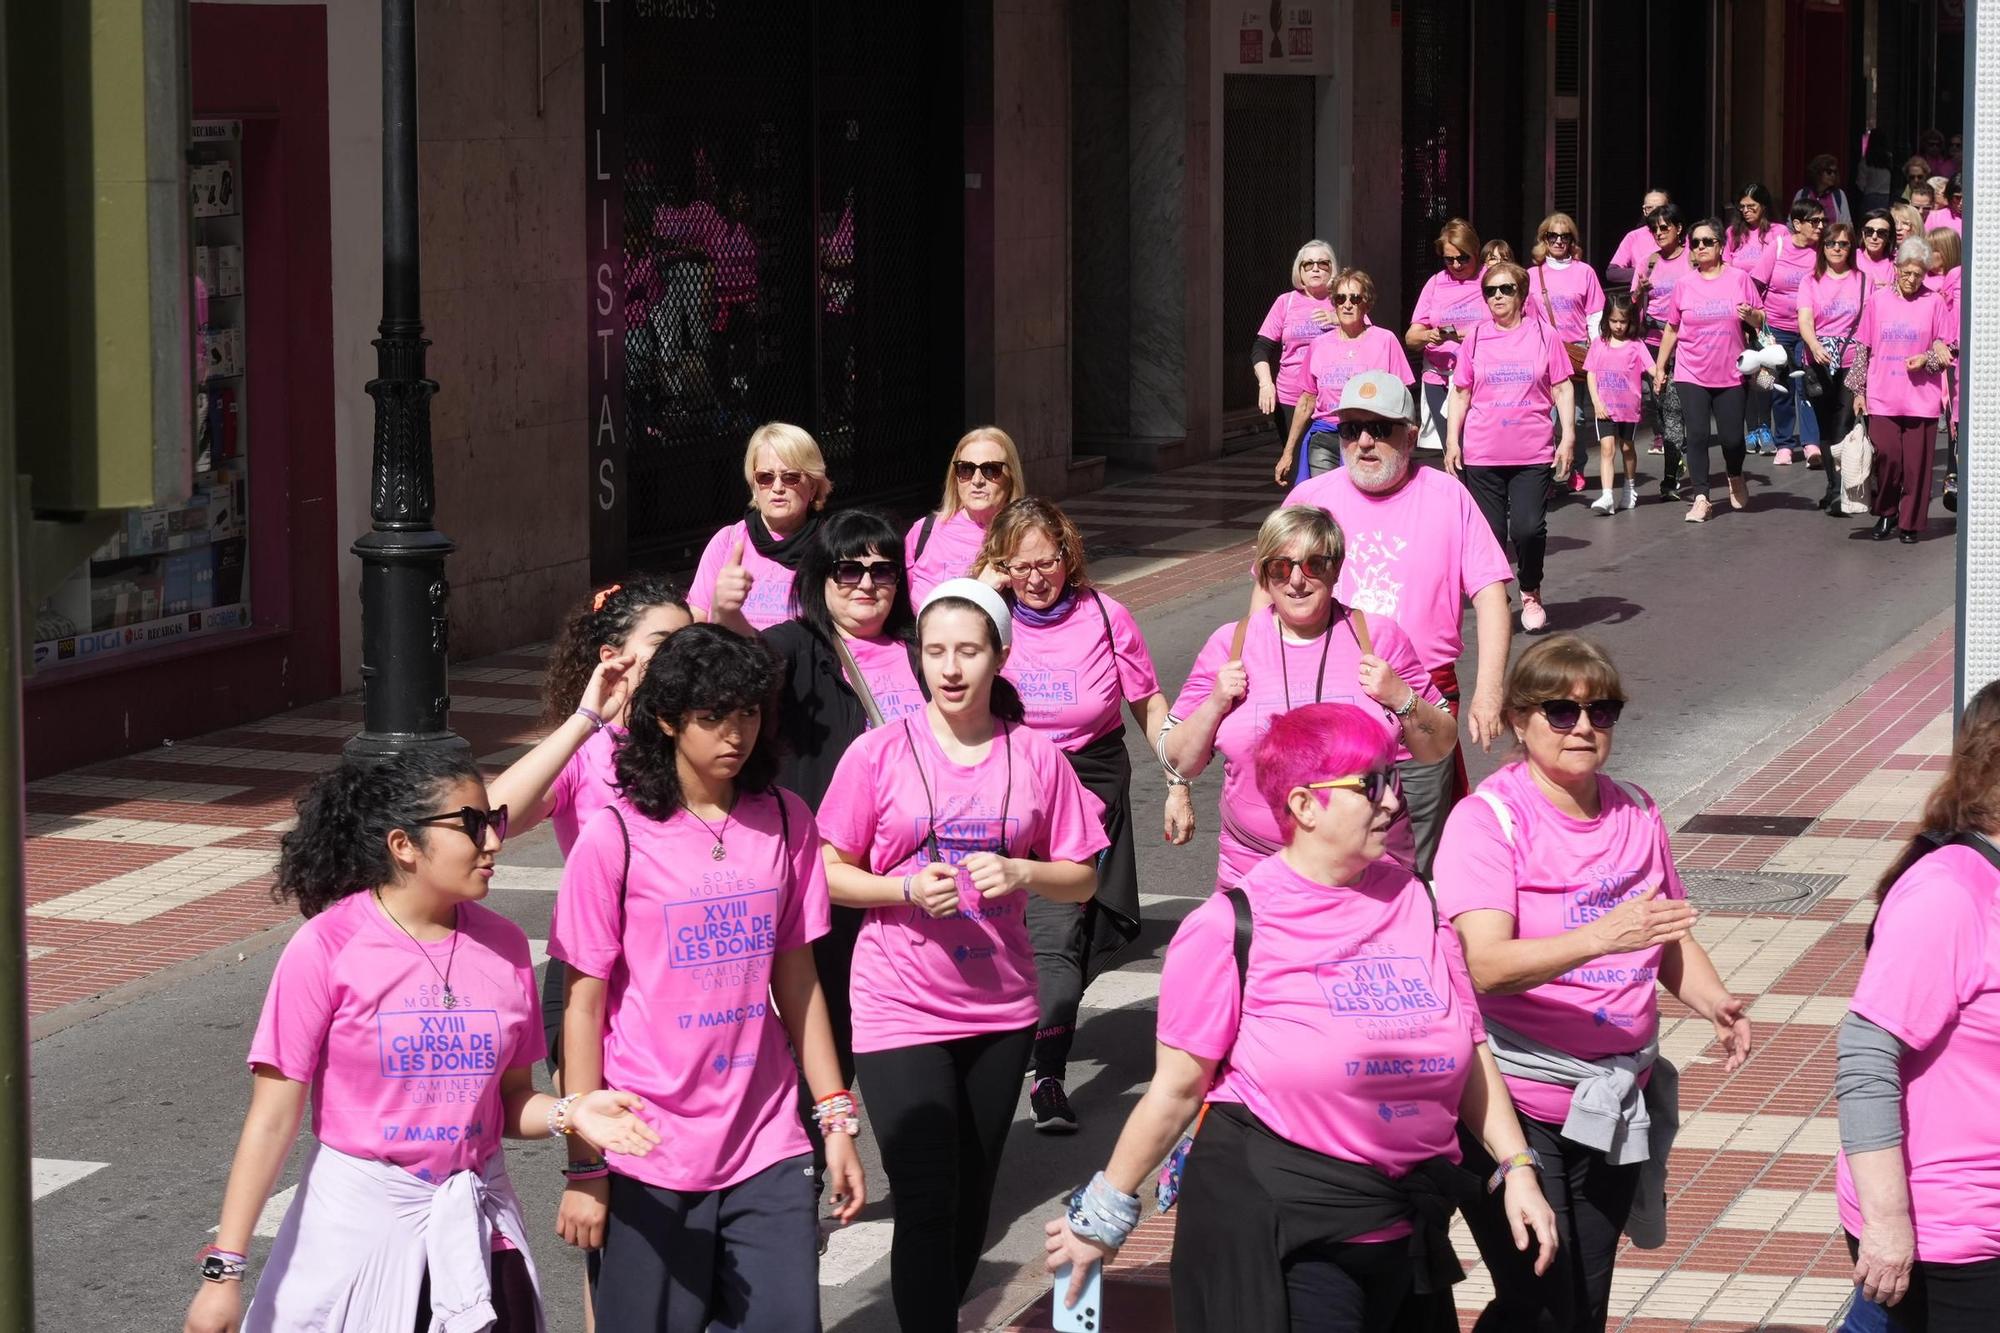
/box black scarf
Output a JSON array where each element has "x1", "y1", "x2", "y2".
[{"x1": 744, "y1": 505, "x2": 824, "y2": 571}]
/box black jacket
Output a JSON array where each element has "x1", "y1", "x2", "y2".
[{"x1": 763, "y1": 619, "x2": 925, "y2": 809}]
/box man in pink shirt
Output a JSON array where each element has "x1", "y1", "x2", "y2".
[
  {"x1": 1605, "y1": 188, "x2": 1671, "y2": 290},
  {"x1": 1285, "y1": 371, "x2": 1515, "y2": 878}
]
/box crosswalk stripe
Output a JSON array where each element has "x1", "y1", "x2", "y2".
[
  {"x1": 492, "y1": 866, "x2": 563, "y2": 893},
  {"x1": 817, "y1": 1218, "x2": 894, "y2": 1286},
  {"x1": 32, "y1": 1158, "x2": 108, "y2": 1201},
  {"x1": 208, "y1": 1184, "x2": 296, "y2": 1238}
]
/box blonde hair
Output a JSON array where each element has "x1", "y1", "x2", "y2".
[
  {"x1": 1291, "y1": 239, "x2": 1338, "y2": 292},
  {"x1": 1927, "y1": 225, "x2": 1961, "y2": 274},
  {"x1": 1531, "y1": 211, "x2": 1584, "y2": 264},
  {"x1": 1890, "y1": 201, "x2": 1925, "y2": 241},
  {"x1": 1253, "y1": 506, "x2": 1345, "y2": 583},
  {"x1": 741, "y1": 422, "x2": 831, "y2": 509},
  {"x1": 978, "y1": 497, "x2": 1092, "y2": 590},
  {"x1": 935, "y1": 426, "x2": 1024, "y2": 520}
]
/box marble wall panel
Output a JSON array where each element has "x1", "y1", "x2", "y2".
[
  {"x1": 1126, "y1": 0, "x2": 1186, "y2": 438},
  {"x1": 1070, "y1": 0, "x2": 1132, "y2": 437}
]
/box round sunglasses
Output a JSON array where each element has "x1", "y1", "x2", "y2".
[
  {"x1": 1259, "y1": 553, "x2": 1338, "y2": 585},
  {"x1": 1536, "y1": 699, "x2": 1624, "y2": 731}
]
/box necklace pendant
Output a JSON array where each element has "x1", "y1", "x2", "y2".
[
  {"x1": 711, "y1": 843, "x2": 726, "y2": 862},
  {"x1": 442, "y1": 988, "x2": 457, "y2": 1010}
]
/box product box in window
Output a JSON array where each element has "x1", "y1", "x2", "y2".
[
  {"x1": 195, "y1": 245, "x2": 214, "y2": 290},
  {"x1": 191, "y1": 554, "x2": 216, "y2": 611},
  {"x1": 210, "y1": 536, "x2": 246, "y2": 606},
  {"x1": 201, "y1": 326, "x2": 243, "y2": 379},
  {"x1": 163, "y1": 553, "x2": 198, "y2": 616},
  {"x1": 215, "y1": 245, "x2": 242, "y2": 296},
  {"x1": 126, "y1": 508, "x2": 169, "y2": 558}
]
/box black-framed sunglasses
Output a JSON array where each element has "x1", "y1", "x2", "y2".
[
  {"x1": 830, "y1": 559, "x2": 902, "y2": 589},
  {"x1": 413, "y1": 805, "x2": 510, "y2": 846},
  {"x1": 1306, "y1": 768, "x2": 1403, "y2": 806},
  {"x1": 1541, "y1": 231, "x2": 1575, "y2": 242},
  {"x1": 753, "y1": 469, "x2": 806, "y2": 490},
  {"x1": 953, "y1": 459, "x2": 1010, "y2": 483},
  {"x1": 1483, "y1": 282, "x2": 1519, "y2": 298},
  {"x1": 1259, "y1": 553, "x2": 1338, "y2": 585},
  {"x1": 1824, "y1": 240, "x2": 1853, "y2": 250},
  {"x1": 1332, "y1": 292, "x2": 1367, "y2": 306},
  {"x1": 1651, "y1": 222, "x2": 1679, "y2": 235},
  {"x1": 1300, "y1": 258, "x2": 1334, "y2": 270},
  {"x1": 1442, "y1": 252, "x2": 1476, "y2": 267},
  {"x1": 1803, "y1": 215, "x2": 1827, "y2": 226},
  {"x1": 1689, "y1": 236, "x2": 1720, "y2": 249},
  {"x1": 1536, "y1": 699, "x2": 1625, "y2": 732},
  {"x1": 1862, "y1": 226, "x2": 1892, "y2": 239},
  {"x1": 1335, "y1": 418, "x2": 1395, "y2": 442}
]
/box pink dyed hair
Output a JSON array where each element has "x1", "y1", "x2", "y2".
[{"x1": 1254, "y1": 703, "x2": 1397, "y2": 839}]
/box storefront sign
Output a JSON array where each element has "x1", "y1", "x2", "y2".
[
  {"x1": 32, "y1": 604, "x2": 250, "y2": 672},
  {"x1": 586, "y1": 0, "x2": 628, "y2": 581},
  {"x1": 1219, "y1": 3, "x2": 1334, "y2": 76}
]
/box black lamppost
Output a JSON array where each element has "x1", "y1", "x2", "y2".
[{"x1": 347, "y1": 0, "x2": 464, "y2": 758}]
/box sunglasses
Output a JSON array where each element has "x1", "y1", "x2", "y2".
[
  {"x1": 1301, "y1": 258, "x2": 1334, "y2": 270},
  {"x1": 1862, "y1": 227, "x2": 1891, "y2": 239},
  {"x1": 414, "y1": 805, "x2": 510, "y2": 846},
  {"x1": 1305, "y1": 768, "x2": 1403, "y2": 805},
  {"x1": 1483, "y1": 283, "x2": 1519, "y2": 298},
  {"x1": 1333, "y1": 292, "x2": 1367, "y2": 306},
  {"x1": 1651, "y1": 222, "x2": 1678, "y2": 234},
  {"x1": 1259, "y1": 553, "x2": 1338, "y2": 585},
  {"x1": 830, "y1": 559, "x2": 901, "y2": 589},
  {"x1": 1803, "y1": 216, "x2": 1827, "y2": 226},
  {"x1": 1541, "y1": 231, "x2": 1575, "y2": 242},
  {"x1": 953, "y1": 460, "x2": 1009, "y2": 483},
  {"x1": 1825, "y1": 240, "x2": 1853, "y2": 250},
  {"x1": 1000, "y1": 554, "x2": 1064, "y2": 579},
  {"x1": 1335, "y1": 418, "x2": 1395, "y2": 441},
  {"x1": 1443, "y1": 252, "x2": 1475, "y2": 266},
  {"x1": 1536, "y1": 698, "x2": 1625, "y2": 731},
  {"x1": 1689, "y1": 237, "x2": 1720, "y2": 249},
  {"x1": 754, "y1": 469, "x2": 807, "y2": 490}
]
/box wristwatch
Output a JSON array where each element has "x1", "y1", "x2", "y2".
[
  {"x1": 198, "y1": 1251, "x2": 247, "y2": 1282},
  {"x1": 1486, "y1": 1149, "x2": 1544, "y2": 1194}
]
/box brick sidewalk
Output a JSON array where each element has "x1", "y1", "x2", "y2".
[
  {"x1": 20, "y1": 453, "x2": 1276, "y2": 1023},
  {"x1": 998, "y1": 628, "x2": 1954, "y2": 1332}
]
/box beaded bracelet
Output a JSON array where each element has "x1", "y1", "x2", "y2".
[
  {"x1": 812, "y1": 1091, "x2": 863, "y2": 1137},
  {"x1": 546, "y1": 1092, "x2": 580, "y2": 1138}
]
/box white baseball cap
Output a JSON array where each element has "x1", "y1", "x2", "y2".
[
  {"x1": 919, "y1": 577, "x2": 1013, "y2": 649},
  {"x1": 1334, "y1": 370, "x2": 1416, "y2": 425}
]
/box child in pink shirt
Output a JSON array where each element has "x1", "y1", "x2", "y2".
[
  {"x1": 187, "y1": 752, "x2": 657, "y2": 1333},
  {"x1": 550, "y1": 624, "x2": 861, "y2": 1328},
  {"x1": 1583, "y1": 296, "x2": 1655, "y2": 514},
  {"x1": 819, "y1": 581, "x2": 1107, "y2": 1330}
]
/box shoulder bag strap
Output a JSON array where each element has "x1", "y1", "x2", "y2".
[
  {"x1": 1223, "y1": 886, "x2": 1253, "y2": 1002},
  {"x1": 914, "y1": 513, "x2": 937, "y2": 562},
  {"x1": 1345, "y1": 605, "x2": 1374, "y2": 657},
  {"x1": 611, "y1": 806, "x2": 632, "y2": 927},
  {"x1": 1945, "y1": 831, "x2": 2000, "y2": 877},
  {"x1": 830, "y1": 633, "x2": 886, "y2": 729},
  {"x1": 776, "y1": 792, "x2": 793, "y2": 897},
  {"x1": 1537, "y1": 262, "x2": 1560, "y2": 327},
  {"x1": 1090, "y1": 590, "x2": 1123, "y2": 675}
]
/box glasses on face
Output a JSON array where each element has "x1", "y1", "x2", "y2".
[
  {"x1": 1536, "y1": 698, "x2": 1625, "y2": 732},
  {"x1": 1804, "y1": 215, "x2": 1827, "y2": 227},
  {"x1": 953, "y1": 459, "x2": 1009, "y2": 483},
  {"x1": 1001, "y1": 553, "x2": 1064, "y2": 580},
  {"x1": 414, "y1": 805, "x2": 510, "y2": 846},
  {"x1": 754, "y1": 469, "x2": 807, "y2": 491},
  {"x1": 830, "y1": 559, "x2": 901, "y2": 589},
  {"x1": 1259, "y1": 553, "x2": 1338, "y2": 585},
  {"x1": 1333, "y1": 292, "x2": 1367, "y2": 307},
  {"x1": 1825, "y1": 240, "x2": 1853, "y2": 250},
  {"x1": 1738, "y1": 201, "x2": 1761, "y2": 213},
  {"x1": 1689, "y1": 237, "x2": 1720, "y2": 250},
  {"x1": 1651, "y1": 222, "x2": 1678, "y2": 235},
  {"x1": 1862, "y1": 226, "x2": 1891, "y2": 240},
  {"x1": 1305, "y1": 768, "x2": 1403, "y2": 806},
  {"x1": 1443, "y1": 252, "x2": 1475, "y2": 267},
  {"x1": 1335, "y1": 418, "x2": 1395, "y2": 442},
  {"x1": 1301, "y1": 258, "x2": 1333, "y2": 270},
  {"x1": 1542, "y1": 231, "x2": 1574, "y2": 242},
  {"x1": 1483, "y1": 283, "x2": 1518, "y2": 299}
]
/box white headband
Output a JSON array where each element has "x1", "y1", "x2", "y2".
[{"x1": 919, "y1": 578, "x2": 1013, "y2": 650}]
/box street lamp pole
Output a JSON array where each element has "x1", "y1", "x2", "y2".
[{"x1": 347, "y1": 0, "x2": 464, "y2": 759}]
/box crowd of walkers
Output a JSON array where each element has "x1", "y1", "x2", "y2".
[{"x1": 186, "y1": 163, "x2": 1984, "y2": 1333}]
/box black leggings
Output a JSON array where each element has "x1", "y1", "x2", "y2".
[
  {"x1": 1677, "y1": 381, "x2": 1747, "y2": 499},
  {"x1": 1816, "y1": 367, "x2": 1855, "y2": 505},
  {"x1": 1460, "y1": 463, "x2": 1551, "y2": 593},
  {"x1": 1843, "y1": 1234, "x2": 2000, "y2": 1332},
  {"x1": 855, "y1": 1027, "x2": 1036, "y2": 1332},
  {"x1": 1458, "y1": 1116, "x2": 1640, "y2": 1333}
]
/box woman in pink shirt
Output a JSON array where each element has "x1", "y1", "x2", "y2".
[
  {"x1": 1163, "y1": 506, "x2": 1457, "y2": 888},
  {"x1": 1850, "y1": 240, "x2": 1957, "y2": 542},
  {"x1": 550, "y1": 625, "x2": 864, "y2": 1328},
  {"x1": 1759, "y1": 199, "x2": 1830, "y2": 464},
  {"x1": 1857, "y1": 209, "x2": 1899, "y2": 289},
  {"x1": 980, "y1": 499, "x2": 1167, "y2": 1134},
  {"x1": 185, "y1": 752, "x2": 658, "y2": 1333},
  {"x1": 1436, "y1": 636, "x2": 1750, "y2": 1333},
  {"x1": 689, "y1": 422, "x2": 833, "y2": 633},
  {"x1": 1725, "y1": 185, "x2": 1782, "y2": 456},
  {"x1": 1044, "y1": 703, "x2": 1556, "y2": 1332},
  {"x1": 1839, "y1": 681, "x2": 2000, "y2": 1330},
  {"x1": 1275, "y1": 267, "x2": 1416, "y2": 484},
  {"x1": 1252, "y1": 239, "x2": 1339, "y2": 484},
  {"x1": 1799, "y1": 223, "x2": 1870, "y2": 517},
  {"x1": 1528, "y1": 212, "x2": 1604, "y2": 489},
  {"x1": 818, "y1": 579, "x2": 1106, "y2": 1330},
  {"x1": 1653, "y1": 217, "x2": 1766, "y2": 522},
  {"x1": 1404, "y1": 219, "x2": 1491, "y2": 453},
  {"x1": 1444, "y1": 260, "x2": 1576, "y2": 633},
  {"x1": 1924, "y1": 174, "x2": 1963, "y2": 238},
  {"x1": 906, "y1": 426, "x2": 1023, "y2": 601},
  {"x1": 1629, "y1": 205, "x2": 1692, "y2": 489}
]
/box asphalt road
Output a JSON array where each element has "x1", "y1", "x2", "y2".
[{"x1": 30, "y1": 448, "x2": 1955, "y2": 1331}]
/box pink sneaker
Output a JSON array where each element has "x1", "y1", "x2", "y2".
[
  {"x1": 1520, "y1": 591, "x2": 1548, "y2": 633},
  {"x1": 1569, "y1": 470, "x2": 1587, "y2": 493},
  {"x1": 1804, "y1": 444, "x2": 1824, "y2": 469},
  {"x1": 1774, "y1": 447, "x2": 1794, "y2": 466}
]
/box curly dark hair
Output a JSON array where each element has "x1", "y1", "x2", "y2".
[
  {"x1": 540, "y1": 574, "x2": 689, "y2": 725},
  {"x1": 916, "y1": 596, "x2": 1027, "y2": 723},
  {"x1": 274, "y1": 750, "x2": 484, "y2": 918},
  {"x1": 615, "y1": 624, "x2": 782, "y2": 821},
  {"x1": 789, "y1": 508, "x2": 916, "y2": 643}
]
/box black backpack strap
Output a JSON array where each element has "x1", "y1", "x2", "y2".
[
  {"x1": 914, "y1": 512, "x2": 937, "y2": 561},
  {"x1": 1222, "y1": 886, "x2": 1253, "y2": 1001},
  {"x1": 1943, "y1": 831, "x2": 2000, "y2": 876},
  {"x1": 1090, "y1": 589, "x2": 1124, "y2": 676},
  {"x1": 776, "y1": 791, "x2": 793, "y2": 896},
  {"x1": 611, "y1": 806, "x2": 632, "y2": 922}
]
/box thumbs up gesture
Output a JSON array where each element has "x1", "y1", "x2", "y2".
[{"x1": 712, "y1": 540, "x2": 755, "y2": 620}]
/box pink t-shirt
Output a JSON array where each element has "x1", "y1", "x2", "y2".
[
  {"x1": 689, "y1": 519, "x2": 798, "y2": 631},
  {"x1": 549, "y1": 725, "x2": 623, "y2": 856},
  {"x1": 1630, "y1": 249, "x2": 1692, "y2": 346},
  {"x1": 1609, "y1": 224, "x2": 1658, "y2": 277},
  {"x1": 1004, "y1": 591, "x2": 1161, "y2": 752},
  {"x1": 817, "y1": 716, "x2": 1110, "y2": 1052},
  {"x1": 1285, "y1": 467, "x2": 1513, "y2": 673},
  {"x1": 1257, "y1": 291, "x2": 1338, "y2": 404},
  {"x1": 1856, "y1": 250, "x2": 1896, "y2": 291},
  {"x1": 1855, "y1": 287, "x2": 1955, "y2": 418},
  {"x1": 906, "y1": 509, "x2": 993, "y2": 603},
  {"x1": 1432, "y1": 764, "x2": 1682, "y2": 1126},
  {"x1": 1409, "y1": 269, "x2": 1492, "y2": 385},
  {"x1": 1527, "y1": 261, "x2": 1605, "y2": 346},
  {"x1": 1926, "y1": 268, "x2": 1962, "y2": 332},
  {"x1": 1924, "y1": 208, "x2": 1963, "y2": 237},
  {"x1": 549, "y1": 789, "x2": 827, "y2": 1192},
  {"x1": 1451, "y1": 319, "x2": 1574, "y2": 466},
  {"x1": 1159, "y1": 854, "x2": 1484, "y2": 1232},
  {"x1": 1663, "y1": 267, "x2": 1762, "y2": 389},
  {"x1": 1584, "y1": 338, "x2": 1655, "y2": 422},
  {"x1": 1723, "y1": 225, "x2": 1779, "y2": 284},
  {"x1": 1302, "y1": 326, "x2": 1415, "y2": 424},
  {"x1": 1169, "y1": 609, "x2": 1440, "y2": 887},
  {"x1": 1797, "y1": 270, "x2": 1868, "y2": 365},
  {"x1": 248, "y1": 894, "x2": 543, "y2": 1184},
  {"x1": 1835, "y1": 845, "x2": 2000, "y2": 1264},
  {"x1": 1761, "y1": 239, "x2": 1820, "y2": 332},
  {"x1": 842, "y1": 632, "x2": 927, "y2": 724}
]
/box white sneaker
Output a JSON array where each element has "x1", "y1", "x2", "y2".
[
  {"x1": 1520, "y1": 592, "x2": 1548, "y2": 633},
  {"x1": 1590, "y1": 493, "x2": 1617, "y2": 515},
  {"x1": 1620, "y1": 483, "x2": 1640, "y2": 511}
]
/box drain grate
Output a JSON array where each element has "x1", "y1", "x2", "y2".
[{"x1": 1682, "y1": 871, "x2": 1846, "y2": 916}]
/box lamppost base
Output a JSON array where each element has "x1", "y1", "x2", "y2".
[{"x1": 343, "y1": 727, "x2": 470, "y2": 760}]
